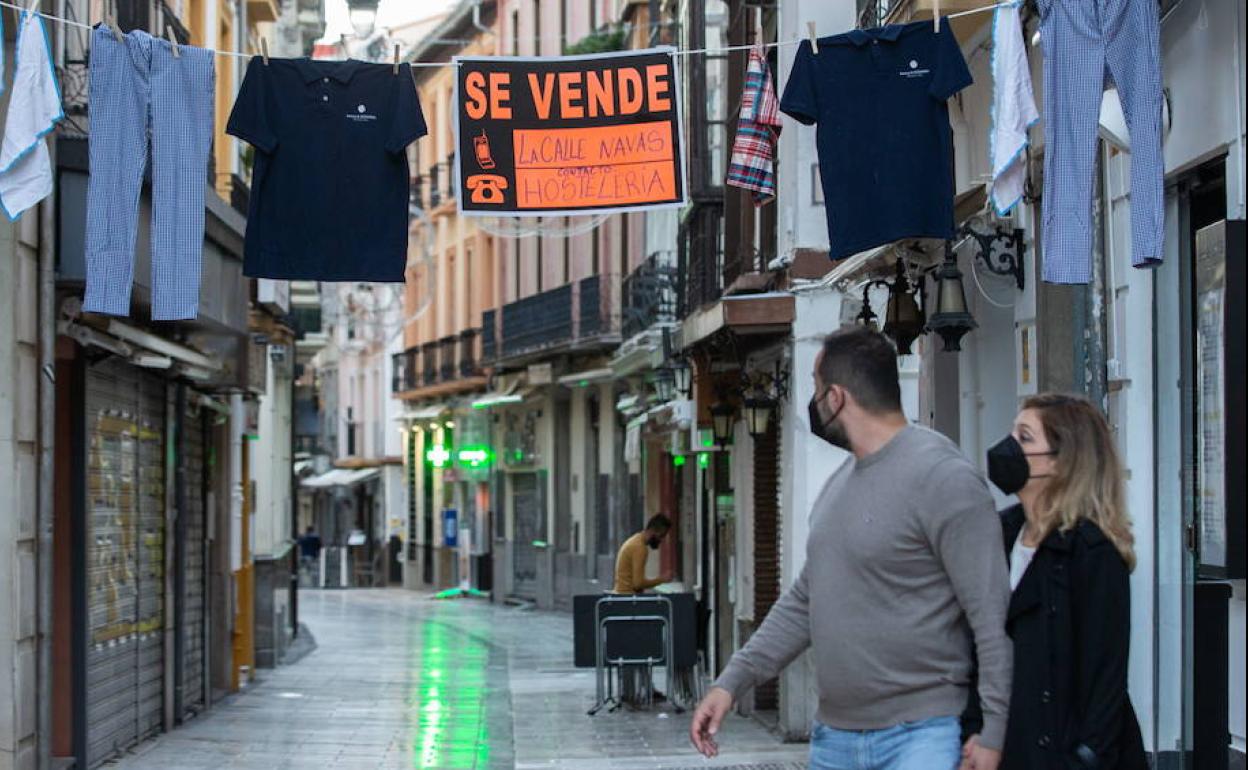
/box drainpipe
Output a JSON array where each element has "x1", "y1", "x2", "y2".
[
  {"x1": 471, "y1": 0, "x2": 491, "y2": 35},
  {"x1": 37, "y1": 45, "x2": 59, "y2": 768}
]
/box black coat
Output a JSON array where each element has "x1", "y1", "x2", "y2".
[{"x1": 963, "y1": 505, "x2": 1146, "y2": 769}]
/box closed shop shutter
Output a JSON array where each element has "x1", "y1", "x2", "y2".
[
  {"x1": 511, "y1": 472, "x2": 541, "y2": 600},
  {"x1": 181, "y1": 400, "x2": 208, "y2": 716},
  {"x1": 752, "y1": 418, "x2": 781, "y2": 711},
  {"x1": 84, "y1": 358, "x2": 167, "y2": 767}
]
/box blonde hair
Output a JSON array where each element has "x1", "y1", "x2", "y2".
[{"x1": 1023, "y1": 394, "x2": 1137, "y2": 571}]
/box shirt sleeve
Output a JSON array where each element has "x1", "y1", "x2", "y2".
[
  {"x1": 226, "y1": 57, "x2": 277, "y2": 154},
  {"x1": 779, "y1": 40, "x2": 820, "y2": 126},
  {"x1": 929, "y1": 23, "x2": 974, "y2": 101},
  {"x1": 386, "y1": 64, "x2": 429, "y2": 154},
  {"x1": 922, "y1": 459, "x2": 1012, "y2": 751},
  {"x1": 712, "y1": 562, "x2": 812, "y2": 698}
]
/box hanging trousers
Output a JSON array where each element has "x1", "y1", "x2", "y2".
[
  {"x1": 1039, "y1": 0, "x2": 1164, "y2": 284},
  {"x1": 83, "y1": 27, "x2": 215, "y2": 321}
]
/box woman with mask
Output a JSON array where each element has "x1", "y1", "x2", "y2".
[{"x1": 961, "y1": 394, "x2": 1146, "y2": 770}]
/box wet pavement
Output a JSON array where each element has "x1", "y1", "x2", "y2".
[{"x1": 107, "y1": 589, "x2": 809, "y2": 769}]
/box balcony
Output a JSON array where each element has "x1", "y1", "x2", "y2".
[
  {"x1": 621, "y1": 251, "x2": 677, "y2": 339},
  {"x1": 678, "y1": 202, "x2": 726, "y2": 316},
  {"x1": 438, "y1": 336, "x2": 457, "y2": 382},
  {"x1": 415, "y1": 155, "x2": 457, "y2": 212},
  {"x1": 484, "y1": 275, "x2": 619, "y2": 367},
  {"x1": 421, "y1": 341, "x2": 439, "y2": 386},
  {"x1": 394, "y1": 330, "x2": 486, "y2": 399}
]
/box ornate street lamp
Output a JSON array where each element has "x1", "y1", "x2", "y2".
[
  {"x1": 743, "y1": 397, "x2": 776, "y2": 438},
  {"x1": 854, "y1": 283, "x2": 878, "y2": 328},
  {"x1": 653, "y1": 369, "x2": 675, "y2": 402},
  {"x1": 671, "y1": 359, "x2": 693, "y2": 398},
  {"x1": 882, "y1": 260, "x2": 925, "y2": 355},
  {"x1": 926, "y1": 246, "x2": 977, "y2": 352},
  {"x1": 710, "y1": 402, "x2": 736, "y2": 447}
]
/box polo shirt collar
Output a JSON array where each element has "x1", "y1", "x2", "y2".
[
  {"x1": 293, "y1": 58, "x2": 364, "y2": 85},
  {"x1": 842, "y1": 23, "x2": 906, "y2": 47}
]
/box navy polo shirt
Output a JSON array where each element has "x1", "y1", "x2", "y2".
[
  {"x1": 781, "y1": 22, "x2": 972, "y2": 261},
  {"x1": 227, "y1": 58, "x2": 427, "y2": 281}
]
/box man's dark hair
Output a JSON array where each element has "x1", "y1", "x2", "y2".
[
  {"x1": 818, "y1": 326, "x2": 902, "y2": 414},
  {"x1": 645, "y1": 514, "x2": 672, "y2": 532}
]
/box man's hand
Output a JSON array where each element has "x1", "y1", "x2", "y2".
[
  {"x1": 959, "y1": 734, "x2": 1002, "y2": 770},
  {"x1": 689, "y1": 686, "x2": 734, "y2": 757}
]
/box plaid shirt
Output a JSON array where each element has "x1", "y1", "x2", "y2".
[{"x1": 726, "y1": 45, "x2": 781, "y2": 205}]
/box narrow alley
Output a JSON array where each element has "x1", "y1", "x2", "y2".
[{"x1": 104, "y1": 590, "x2": 810, "y2": 770}]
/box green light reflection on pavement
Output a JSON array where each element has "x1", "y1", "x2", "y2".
[{"x1": 408, "y1": 615, "x2": 492, "y2": 768}]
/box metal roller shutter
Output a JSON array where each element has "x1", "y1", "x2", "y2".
[
  {"x1": 84, "y1": 358, "x2": 167, "y2": 767},
  {"x1": 181, "y1": 400, "x2": 208, "y2": 716}
]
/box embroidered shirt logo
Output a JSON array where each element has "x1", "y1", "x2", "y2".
[
  {"x1": 900, "y1": 59, "x2": 931, "y2": 78},
  {"x1": 346, "y1": 104, "x2": 378, "y2": 122}
]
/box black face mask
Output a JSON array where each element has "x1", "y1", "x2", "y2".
[
  {"x1": 808, "y1": 391, "x2": 850, "y2": 451},
  {"x1": 986, "y1": 435, "x2": 1055, "y2": 495}
]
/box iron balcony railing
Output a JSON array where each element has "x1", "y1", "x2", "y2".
[
  {"x1": 621, "y1": 251, "x2": 678, "y2": 339},
  {"x1": 391, "y1": 348, "x2": 421, "y2": 394},
  {"x1": 502, "y1": 284, "x2": 574, "y2": 358},
  {"x1": 491, "y1": 275, "x2": 619, "y2": 363},
  {"x1": 482, "y1": 310, "x2": 497, "y2": 363},
  {"x1": 417, "y1": 155, "x2": 457, "y2": 210},
  {"x1": 438, "y1": 336, "x2": 457, "y2": 382},
  {"x1": 459, "y1": 328, "x2": 482, "y2": 378},
  {"x1": 421, "y1": 341, "x2": 438, "y2": 386},
  {"x1": 678, "y1": 201, "x2": 726, "y2": 317}
]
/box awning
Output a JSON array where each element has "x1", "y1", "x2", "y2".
[
  {"x1": 471, "y1": 391, "x2": 526, "y2": 409},
  {"x1": 301, "y1": 467, "x2": 380, "y2": 489},
  {"x1": 556, "y1": 367, "x2": 615, "y2": 387},
  {"x1": 398, "y1": 404, "x2": 447, "y2": 422}
]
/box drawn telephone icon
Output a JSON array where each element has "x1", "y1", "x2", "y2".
[
  {"x1": 466, "y1": 174, "x2": 508, "y2": 205},
  {"x1": 473, "y1": 130, "x2": 497, "y2": 170}
]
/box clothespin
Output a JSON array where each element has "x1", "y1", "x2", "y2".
[
  {"x1": 393, "y1": 44, "x2": 401, "y2": 75},
  {"x1": 25, "y1": 0, "x2": 40, "y2": 19},
  {"x1": 933, "y1": 0, "x2": 941, "y2": 32},
  {"x1": 260, "y1": 37, "x2": 270, "y2": 65},
  {"x1": 806, "y1": 21, "x2": 819, "y2": 54},
  {"x1": 106, "y1": 1, "x2": 123, "y2": 41},
  {"x1": 754, "y1": 7, "x2": 763, "y2": 46},
  {"x1": 167, "y1": 27, "x2": 181, "y2": 58}
]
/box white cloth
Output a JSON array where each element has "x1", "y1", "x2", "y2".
[
  {"x1": 990, "y1": 2, "x2": 1039, "y2": 216},
  {"x1": 1009, "y1": 528, "x2": 1038, "y2": 591},
  {"x1": 0, "y1": 10, "x2": 64, "y2": 221}
]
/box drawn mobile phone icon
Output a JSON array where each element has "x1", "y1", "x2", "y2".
[{"x1": 474, "y1": 130, "x2": 496, "y2": 170}]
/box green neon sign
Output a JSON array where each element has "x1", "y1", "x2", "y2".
[
  {"x1": 456, "y1": 446, "x2": 495, "y2": 468},
  {"x1": 672, "y1": 454, "x2": 686, "y2": 467},
  {"x1": 698, "y1": 453, "x2": 710, "y2": 469},
  {"x1": 425, "y1": 445, "x2": 451, "y2": 468}
]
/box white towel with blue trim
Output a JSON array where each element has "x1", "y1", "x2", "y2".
[
  {"x1": 990, "y1": 2, "x2": 1039, "y2": 216},
  {"x1": 0, "y1": 9, "x2": 65, "y2": 220}
]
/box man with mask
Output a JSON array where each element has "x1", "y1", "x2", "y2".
[
  {"x1": 612, "y1": 513, "x2": 674, "y2": 594},
  {"x1": 689, "y1": 326, "x2": 1012, "y2": 770}
]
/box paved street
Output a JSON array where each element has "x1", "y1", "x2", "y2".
[{"x1": 107, "y1": 590, "x2": 809, "y2": 770}]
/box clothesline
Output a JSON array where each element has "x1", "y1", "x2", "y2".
[{"x1": 3, "y1": 0, "x2": 1018, "y2": 67}]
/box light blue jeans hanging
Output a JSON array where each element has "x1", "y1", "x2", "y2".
[{"x1": 83, "y1": 27, "x2": 215, "y2": 321}]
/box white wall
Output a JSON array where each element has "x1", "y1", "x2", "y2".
[
  {"x1": 776, "y1": 0, "x2": 858, "y2": 258},
  {"x1": 253, "y1": 351, "x2": 293, "y2": 558}
]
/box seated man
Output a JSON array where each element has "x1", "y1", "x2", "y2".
[
  {"x1": 613, "y1": 513, "x2": 674, "y2": 594},
  {"x1": 609, "y1": 513, "x2": 676, "y2": 705}
]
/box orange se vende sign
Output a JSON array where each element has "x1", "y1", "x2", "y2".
[{"x1": 453, "y1": 48, "x2": 686, "y2": 216}]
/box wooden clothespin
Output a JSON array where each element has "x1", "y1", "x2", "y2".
[
  {"x1": 260, "y1": 37, "x2": 270, "y2": 65},
  {"x1": 25, "y1": 0, "x2": 40, "y2": 19},
  {"x1": 933, "y1": 0, "x2": 941, "y2": 32},
  {"x1": 167, "y1": 27, "x2": 181, "y2": 58},
  {"x1": 106, "y1": 1, "x2": 123, "y2": 41},
  {"x1": 806, "y1": 20, "x2": 819, "y2": 54},
  {"x1": 754, "y1": 7, "x2": 763, "y2": 45},
  {"x1": 393, "y1": 44, "x2": 401, "y2": 75}
]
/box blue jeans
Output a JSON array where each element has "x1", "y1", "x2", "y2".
[{"x1": 809, "y1": 715, "x2": 961, "y2": 770}]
